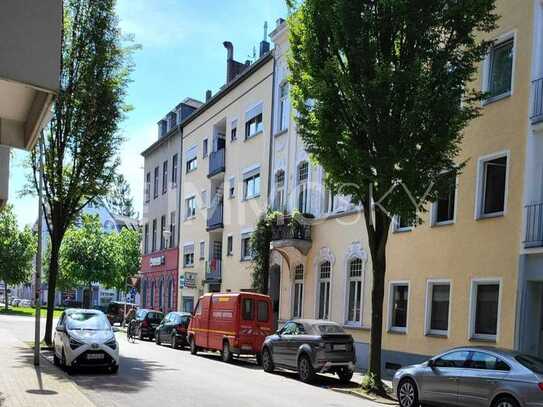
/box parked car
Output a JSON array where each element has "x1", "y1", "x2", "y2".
[
  {"x1": 261, "y1": 319, "x2": 356, "y2": 383},
  {"x1": 133, "y1": 309, "x2": 164, "y2": 340},
  {"x1": 11, "y1": 298, "x2": 21, "y2": 307},
  {"x1": 188, "y1": 292, "x2": 273, "y2": 363},
  {"x1": 106, "y1": 301, "x2": 136, "y2": 325},
  {"x1": 20, "y1": 299, "x2": 31, "y2": 307},
  {"x1": 53, "y1": 308, "x2": 119, "y2": 373},
  {"x1": 393, "y1": 346, "x2": 543, "y2": 407},
  {"x1": 155, "y1": 312, "x2": 191, "y2": 349}
]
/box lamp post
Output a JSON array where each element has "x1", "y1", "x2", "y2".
[{"x1": 34, "y1": 131, "x2": 44, "y2": 366}]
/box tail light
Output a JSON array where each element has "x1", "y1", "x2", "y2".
[
  {"x1": 176, "y1": 325, "x2": 186, "y2": 334},
  {"x1": 538, "y1": 383, "x2": 543, "y2": 391},
  {"x1": 142, "y1": 319, "x2": 150, "y2": 328}
]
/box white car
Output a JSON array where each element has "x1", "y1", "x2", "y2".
[{"x1": 53, "y1": 309, "x2": 119, "y2": 373}]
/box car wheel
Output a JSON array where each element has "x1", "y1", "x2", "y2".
[
  {"x1": 262, "y1": 348, "x2": 274, "y2": 373},
  {"x1": 61, "y1": 349, "x2": 73, "y2": 375},
  {"x1": 109, "y1": 364, "x2": 119, "y2": 374},
  {"x1": 298, "y1": 354, "x2": 315, "y2": 383},
  {"x1": 398, "y1": 378, "x2": 419, "y2": 407},
  {"x1": 493, "y1": 395, "x2": 520, "y2": 407},
  {"x1": 337, "y1": 368, "x2": 353, "y2": 384},
  {"x1": 221, "y1": 341, "x2": 233, "y2": 363},
  {"x1": 53, "y1": 352, "x2": 60, "y2": 367},
  {"x1": 138, "y1": 328, "x2": 144, "y2": 341},
  {"x1": 189, "y1": 336, "x2": 198, "y2": 355},
  {"x1": 171, "y1": 334, "x2": 177, "y2": 349},
  {"x1": 155, "y1": 333, "x2": 161, "y2": 345},
  {"x1": 255, "y1": 352, "x2": 262, "y2": 366}
]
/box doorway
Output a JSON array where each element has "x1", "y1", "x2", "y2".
[{"x1": 269, "y1": 265, "x2": 281, "y2": 329}]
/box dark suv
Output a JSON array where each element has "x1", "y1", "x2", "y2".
[
  {"x1": 133, "y1": 309, "x2": 164, "y2": 340},
  {"x1": 155, "y1": 312, "x2": 191, "y2": 349},
  {"x1": 261, "y1": 319, "x2": 356, "y2": 383}
]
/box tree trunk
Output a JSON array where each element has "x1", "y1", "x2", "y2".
[
  {"x1": 83, "y1": 283, "x2": 92, "y2": 308},
  {"x1": 44, "y1": 237, "x2": 61, "y2": 345},
  {"x1": 4, "y1": 282, "x2": 8, "y2": 311}
]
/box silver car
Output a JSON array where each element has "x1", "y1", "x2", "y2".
[{"x1": 393, "y1": 346, "x2": 543, "y2": 407}]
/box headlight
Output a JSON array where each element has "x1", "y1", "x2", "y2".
[
  {"x1": 105, "y1": 338, "x2": 117, "y2": 350},
  {"x1": 69, "y1": 336, "x2": 83, "y2": 350}
]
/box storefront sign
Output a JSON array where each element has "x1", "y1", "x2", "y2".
[{"x1": 150, "y1": 256, "x2": 165, "y2": 267}]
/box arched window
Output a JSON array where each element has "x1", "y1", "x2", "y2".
[
  {"x1": 292, "y1": 264, "x2": 304, "y2": 318},
  {"x1": 274, "y1": 170, "x2": 286, "y2": 211},
  {"x1": 318, "y1": 261, "x2": 331, "y2": 319},
  {"x1": 150, "y1": 281, "x2": 155, "y2": 308},
  {"x1": 158, "y1": 280, "x2": 163, "y2": 309},
  {"x1": 346, "y1": 258, "x2": 363, "y2": 324},
  {"x1": 142, "y1": 281, "x2": 147, "y2": 308},
  {"x1": 297, "y1": 162, "x2": 309, "y2": 213},
  {"x1": 167, "y1": 279, "x2": 173, "y2": 310}
]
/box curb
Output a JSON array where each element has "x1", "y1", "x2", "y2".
[{"x1": 331, "y1": 388, "x2": 398, "y2": 405}]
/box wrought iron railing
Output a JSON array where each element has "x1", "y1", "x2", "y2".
[
  {"x1": 206, "y1": 203, "x2": 223, "y2": 230},
  {"x1": 525, "y1": 202, "x2": 543, "y2": 248},
  {"x1": 271, "y1": 216, "x2": 311, "y2": 242},
  {"x1": 532, "y1": 78, "x2": 543, "y2": 124},
  {"x1": 208, "y1": 148, "x2": 225, "y2": 177}
]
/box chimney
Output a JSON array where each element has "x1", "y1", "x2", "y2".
[
  {"x1": 205, "y1": 90, "x2": 212, "y2": 102},
  {"x1": 259, "y1": 21, "x2": 270, "y2": 57},
  {"x1": 276, "y1": 18, "x2": 285, "y2": 28},
  {"x1": 223, "y1": 41, "x2": 246, "y2": 83}
]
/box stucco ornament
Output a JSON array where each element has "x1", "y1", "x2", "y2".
[
  {"x1": 344, "y1": 241, "x2": 368, "y2": 263},
  {"x1": 313, "y1": 247, "x2": 336, "y2": 269}
]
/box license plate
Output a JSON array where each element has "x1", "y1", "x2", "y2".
[
  {"x1": 334, "y1": 344, "x2": 347, "y2": 351},
  {"x1": 86, "y1": 353, "x2": 104, "y2": 360}
]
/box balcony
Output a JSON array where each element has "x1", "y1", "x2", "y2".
[
  {"x1": 525, "y1": 202, "x2": 543, "y2": 248},
  {"x1": 532, "y1": 78, "x2": 543, "y2": 125},
  {"x1": 206, "y1": 203, "x2": 223, "y2": 231},
  {"x1": 205, "y1": 258, "x2": 221, "y2": 282},
  {"x1": 208, "y1": 149, "x2": 225, "y2": 178},
  {"x1": 270, "y1": 215, "x2": 312, "y2": 255}
]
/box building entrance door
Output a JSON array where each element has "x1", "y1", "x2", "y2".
[{"x1": 269, "y1": 265, "x2": 281, "y2": 329}]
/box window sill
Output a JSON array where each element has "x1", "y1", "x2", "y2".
[
  {"x1": 469, "y1": 335, "x2": 497, "y2": 343},
  {"x1": 273, "y1": 128, "x2": 288, "y2": 137},
  {"x1": 245, "y1": 130, "x2": 263, "y2": 141},
  {"x1": 476, "y1": 211, "x2": 504, "y2": 221},
  {"x1": 343, "y1": 324, "x2": 370, "y2": 332},
  {"x1": 393, "y1": 227, "x2": 413, "y2": 234},
  {"x1": 432, "y1": 220, "x2": 455, "y2": 227},
  {"x1": 240, "y1": 257, "x2": 252, "y2": 262},
  {"x1": 242, "y1": 194, "x2": 260, "y2": 202},
  {"x1": 183, "y1": 265, "x2": 194, "y2": 269},
  {"x1": 482, "y1": 91, "x2": 511, "y2": 106},
  {"x1": 184, "y1": 215, "x2": 196, "y2": 222},
  {"x1": 425, "y1": 332, "x2": 448, "y2": 338},
  {"x1": 388, "y1": 328, "x2": 407, "y2": 335},
  {"x1": 186, "y1": 168, "x2": 197, "y2": 174}
]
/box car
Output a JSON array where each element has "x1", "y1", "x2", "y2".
[
  {"x1": 393, "y1": 346, "x2": 543, "y2": 407},
  {"x1": 155, "y1": 312, "x2": 191, "y2": 349},
  {"x1": 105, "y1": 301, "x2": 136, "y2": 325},
  {"x1": 53, "y1": 308, "x2": 119, "y2": 374},
  {"x1": 133, "y1": 309, "x2": 164, "y2": 340},
  {"x1": 20, "y1": 299, "x2": 31, "y2": 307},
  {"x1": 188, "y1": 292, "x2": 273, "y2": 363},
  {"x1": 11, "y1": 298, "x2": 21, "y2": 307},
  {"x1": 261, "y1": 319, "x2": 356, "y2": 384}
]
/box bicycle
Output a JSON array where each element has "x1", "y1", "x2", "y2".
[{"x1": 127, "y1": 319, "x2": 138, "y2": 343}]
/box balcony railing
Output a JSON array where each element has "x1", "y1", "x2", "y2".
[
  {"x1": 205, "y1": 258, "x2": 221, "y2": 282},
  {"x1": 271, "y1": 216, "x2": 311, "y2": 242},
  {"x1": 206, "y1": 203, "x2": 223, "y2": 231},
  {"x1": 525, "y1": 202, "x2": 543, "y2": 248},
  {"x1": 532, "y1": 78, "x2": 543, "y2": 125},
  {"x1": 208, "y1": 148, "x2": 225, "y2": 178}
]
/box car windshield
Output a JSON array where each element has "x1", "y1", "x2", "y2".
[
  {"x1": 147, "y1": 312, "x2": 164, "y2": 322},
  {"x1": 316, "y1": 324, "x2": 345, "y2": 335},
  {"x1": 66, "y1": 312, "x2": 110, "y2": 331},
  {"x1": 515, "y1": 354, "x2": 543, "y2": 374}
]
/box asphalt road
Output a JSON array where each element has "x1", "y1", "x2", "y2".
[{"x1": 1, "y1": 314, "x2": 381, "y2": 407}]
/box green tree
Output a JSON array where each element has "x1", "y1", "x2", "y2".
[
  {"x1": 27, "y1": 0, "x2": 136, "y2": 344},
  {"x1": 110, "y1": 226, "x2": 141, "y2": 293},
  {"x1": 0, "y1": 205, "x2": 36, "y2": 311},
  {"x1": 105, "y1": 174, "x2": 136, "y2": 217},
  {"x1": 287, "y1": 0, "x2": 497, "y2": 390}
]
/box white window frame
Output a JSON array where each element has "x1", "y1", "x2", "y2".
[
  {"x1": 387, "y1": 281, "x2": 410, "y2": 334},
  {"x1": 278, "y1": 81, "x2": 289, "y2": 132},
  {"x1": 474, "y1": 150, "x2": 510, "y2": 220},
  {"x1": 199, "y1": 240, "x2": 205, "y2": 260},
  {"x1": 316, "y1": 261, "x2": 332, "y2": 320},
  {"x1": 243, "y1": 169, "x2": 261, "y2": 201},
  {"x1": 469, "y1": 278, "x2": 502, "y2": 342},
  {"x1": 431, "y1": 172, "x2": 458, "y2": 227},
  {"x1": 345, "y1": 257, "x2": 365, "y2": 327},
  {"x1": 201, "y1": 189, "x2": 208, "y2": 209},
  {"x1": 482, "y1": 31, "x2": 516, "y2": 105},
  {"x1": 291, "y1": 264, "x2": 304, "y2": 319},
  {"x1": 424, "y1": 279, "x2": 452, "y2": 337},
  {"x1": 185, "y1": 195, "x2": 196, "y2": 220},
  {"x1": 226, "y1": 234, "x2": 233, "y2": 256},
  {"x1": 228, "y1": 176, "x2": 235, "y2": 199},
  {"x1": 393, "y1": 215, "x2": 414, "y2": 233},
  {"x1": 183, "y1": 242, "x2": 195, "y2": 268}
]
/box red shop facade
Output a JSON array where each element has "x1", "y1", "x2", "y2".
[{"x1": 139, "y1": 247, "x2": 179, "y2": 313}]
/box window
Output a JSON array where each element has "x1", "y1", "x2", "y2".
[
  {"x1": 158, "y1": 280, "x2": 163, "y2": 308},
  {"x1": 346, "y1": 258, "x2": 363, "y2": 325},
  {"x1": 185, "y1": 196, "x2": 196, "y2": 219},
  {"x1": 186, "y1": 157, "x2": 197, "y2": 173},
  {"x1": 245, "y1": 113, "x2": 263, "y2": 139},
  {"x1": 162, "y1": 161, "x2": 168, "y2": 194},
  {"x1": 390, "y1": 283, "x2": 409, "y2": 332},
  {"x1": 203, "y1": 139, "x2": 208, "y2": 157},
  {"x1": 227, "y1": 235, "x2": 233, "y2": 256},
  {"x1": 469, "y1": 352, "x2": 510, "y2": 371},
  {"x1": 144, "y1": 223, "x2": 149, "y2": 254},
  {"x1": 241, "y1": 233, "x2": 252, "y2": 260},
  {"x1": 169, "y1": 211, "x2": 176, "y2": 248},
  {"x1": 434, "y1": 351, "x2": 470, "y2": 368},
  {"x1": 274, "y1": 170, "x2": 285, "y2": 211},
  {"x1": 480, "y1": 155, "x2": 507, "y2": 217},
  {"x1": 297, "y1": 162, "x2": 309, "y2": 213},
  {"x1": 282, "y1": 322, "x2": 303, "y2": 335},
  {"x1": 231, "y1": 120, "x2": 238, "y2": 141},
  {"x1": 487, "y1": 38, "x2": 514, "y2": 99},
  {"x1": 471, "y1": 281, "x2": 500, "y2": 339},
  {"x1": 171, "y1": 154, "x2": 178, "y2": 186},
  {"x1": 160, "y1": 215, "x2": 166, "y2": 250},
  {"x1": 183, "y1": 245, "x2": 194, "y2": 267},
  {"x1": 426, "y1": 282, "x2": 451, "y2": 335},
  {"x1": 395, "y1": 213, "x2": 415, "y2": 231},
  {"x1": 152, "y1": 219, "x2": 157, "y2": 252},
  {"x1": 257, "y1": 301, "x2": 269, "y2": 322},
  {"x1": 318, "y1": 261, "x2": 331, "y2": 320},
  {"x1": 150, "y1": 282, "x2": 155, "y2": 306},
  {"x1": 323, "y1": 187, "x2": 336, "y2": 214},
  {"x1": 153, "y1": 167, "x2": 159, "y2": 198},
  {"x1": 279, "y1": 82, "x2": 289, "y2": 131},
  {"x1": 434, "y1": 172, "x2": 456, "y2": 224},
  {"x1": 167, "y1": 279, "x2": 173, "y2": 310},
  {"x1": 199, "y1": 241, "x2": 205, "y2": 260},
  {"x1": 243, "y1": 172, "x2": 260, "y2": 200},
  {"x1": 145, "y1": 172, "x2": 150, "y2": 202},
  {"x1": 293, "y1": 264, "x2": 304, "y2": 318},
  {"x1": 228, "y1": 177, "x2": 235, "y2": 199},
  {"x1": 242, "y1": 298, "x2": 253, "y2": 320}
]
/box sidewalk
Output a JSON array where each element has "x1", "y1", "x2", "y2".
[{"x1": 0, "y1": 332, "x2": 95, "y2": 407}]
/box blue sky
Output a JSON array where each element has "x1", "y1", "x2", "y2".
[{"x1": 9, "y1": 0, "x2": 288, "y2": 227}]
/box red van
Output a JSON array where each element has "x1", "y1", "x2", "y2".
[{"x1": 188, "y1": 292, "x2": 273, "y2": 363}]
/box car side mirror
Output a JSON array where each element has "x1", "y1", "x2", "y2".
[
  {"x1": 112, "y1": 326, "x2": 119, "y2": 333},
  {"x1": 428, "y1": 359, "x2": 435, "y2": 368},
  {"x1": 56, "y1": 325, "x2": 66, "y2": 333}
]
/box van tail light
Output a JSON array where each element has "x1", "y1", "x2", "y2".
[
  {"x1": 176, "y1": 325, "x2": 186, "y2": 334},
  {"x1": 142, "y1": 319, "x2": 149, "y2": 328},
  {"x1": 538, "y1": 383, "x2": 543, "y2": 392}
]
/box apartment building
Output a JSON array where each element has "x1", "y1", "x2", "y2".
[
  {"x1": 140, "y1": 98, "x2": 202, "y2": 313},
  {"x1": 177, "y1": 38, "x2": 274, "y2": 309},
  {"x1": 270, "y1": 1, "x2": 543, "y2": 372}
]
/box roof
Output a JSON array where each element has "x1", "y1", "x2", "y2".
[{"x1": 140, "y1": 125, "x2": 181, "y2": 157}]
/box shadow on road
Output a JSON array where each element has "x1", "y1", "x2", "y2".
[{"x1": 12, "y1": 346, "x2": 61, "y2": 396}]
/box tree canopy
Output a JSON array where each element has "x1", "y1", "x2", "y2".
[{"x1": 105, "y1": 174, "x2": 136, "y2": 218}]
